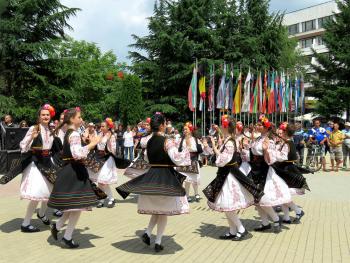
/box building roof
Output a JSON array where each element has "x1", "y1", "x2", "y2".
[{"x1": 286, "y1": 1, "x2": 335, "y2": 15}]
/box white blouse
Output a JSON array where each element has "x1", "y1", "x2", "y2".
[
  {"x1": 97, "y1": 133, "x2": 116, "y2": 155},
  {"x1": 215, "y1": 139, "x2": 235, "y2": 167},
  {"x1": 20, "y1": 125, "x2": 54, "y2": 153},
  {"x1": 69, "y1": 131, "x2": 89, "y2": 160}
]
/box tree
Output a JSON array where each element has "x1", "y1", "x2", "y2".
[
  {"x1": 119, "y1": 74, "x2": 144, "y2": 125},
  {"x1": 311, "y1": 0, "x2": 350, "y2": 120}
]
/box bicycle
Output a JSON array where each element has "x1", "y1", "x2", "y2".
[{"x1": 305, "y1": 144, "x2": 323, "y2": 172}]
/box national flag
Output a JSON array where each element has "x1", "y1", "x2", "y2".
[
  {"x1": 216, "y1": 65, "x2": 226, "y2": 109},
  {"x1": 233, "y1": 72, "x2": 242, "y2": 114},
  {"x1": 241, "y1": 69, "x2": 252, "y2": 113},
  {"x1": 268, "y1": 71, "x2": 275, "y2": 114},
  {"x1": 188, "y1": 64, "x2": 197, "y2": 111},
  {"x1": 198, "y1": 76, "x2": 206, "y2": 111},
  {"x1": 228, "y1": 69, "x2": 234, "y2": 110},
  {"x1": 208, "y1": 65, "x2": 215, "y2": 111},
  {"x1": 300, "y1": 76, "x2": 305, "y2": 114},
  {"x1": 261, "y1": 71, "x2": 267, "y2": 113}
]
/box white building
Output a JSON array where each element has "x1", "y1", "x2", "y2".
[{"x1": 283, "y1": 1, "x2": 340, "y2": 110}]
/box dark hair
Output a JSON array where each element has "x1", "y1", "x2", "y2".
[
  {"x1": 285, "y1": 123, "x2": 296, "y2": 137},
  {"x1": 151, "y1": 114, "x2": 165, "y2": 132},
  {"x1": 52, "y1": 108, "x2": 80, "y2": 136}
]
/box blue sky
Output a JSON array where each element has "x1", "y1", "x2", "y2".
[{"x1": 61, "y1": 0, "x2": 330, "y2": 64}]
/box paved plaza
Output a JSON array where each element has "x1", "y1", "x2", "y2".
[{"x1": 0, "y1": 167, "x2": 350, "y2": 263}]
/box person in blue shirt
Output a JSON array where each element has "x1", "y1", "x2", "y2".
[{"x1": 306, "y1": 119, "x2": 327, "y2": 171}]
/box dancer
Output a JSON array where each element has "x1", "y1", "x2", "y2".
[
  {"x1": 19, "y1": 104, "x2": 58, "y2": 232},
  {"x1": 88, "y1": 119, "x2": 118, "y2": 208},
  {"x1": 177, "y1": 122, "x2": 204, "y2": 202},
  {"x1": 244, "y1": 115, "x2": 292, "y2": 233},
  {"x1": 48, "y1": 107, "x2": 101, "y2": 248},
  {"x1": 273, "y1": 122, "x2": 310, "y2": 224},
  {"x1": 116, "y1": 113, "x2": 190, "y2": 252},
  {"x1": 203, "y1": 116, "x2": 263, "y2": 241}
]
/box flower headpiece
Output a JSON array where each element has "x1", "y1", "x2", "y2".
[
  {"x1": 105, "y1": 118, "x2": 114, "y2": 129},
  {"x1": 258, "y1": 114, "x2": 271, "y2": 129},
  {"x1": 236, "y1": 121, "x2": 243, "y2": 132},
  {"x1": 221, "y1": 115, "x2": 229, "y2": 128},
  {"x1": 41, "y1": 104, "x2": 56, "y2": 118},
  {"x1": 184, "y1": 121, "x2": 194, "y2": 132},
  {"x1": 146, "y1": 117, "x2": 151, "y2": 124},
  {"x1": 279, "y1": 122, "x2": 288, "y2": 131}
]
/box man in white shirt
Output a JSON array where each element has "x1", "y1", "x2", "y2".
[{"x1": 123, "y1": 125, "x2": 134, "y2": 161}]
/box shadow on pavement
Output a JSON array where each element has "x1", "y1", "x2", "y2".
[
  {"x1": 114, "y1": 194, "x2": 138, "y2": 204},
  {"x1": 47, "y1": 227, "x2": 103, "y2": 250},
  {"x1": 0, "y1": 218, "x2": 50, "y2": 233},
  {"x1": 111, "y1": 230, "x2": 183, "y2": 255}
]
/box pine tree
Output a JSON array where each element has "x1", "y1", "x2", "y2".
[{"x1": 311, "y1": 0, "x2": 350, "y2": 120}]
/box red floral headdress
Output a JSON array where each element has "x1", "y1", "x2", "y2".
[
  {"x1": 221, "y1": 115, "x2": 229, "y2": 128},
  {"x1": 105, "y1": 118, "x2": 114, "y2": 129},
  {"x1": 279, "y1": 122, "x2": 288, "y2": 131},
  {"x1": 41, "y1": 104, "x2": 56, "y2": 118},
  {"x1": 184, "y1": 121, "x2": 194, "y2": 132},
  {"x1": 258, "y1": 114, "x2": 271, "y2": 129},
  {"x1": 236, "y1": 121, "x2": 243, "y2": 132}
]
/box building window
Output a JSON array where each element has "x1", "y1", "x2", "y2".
[
  {"x1": 288, "y1": 24, "x2": 299, "y2": 35},
  {"x1": 300, "y1": 38, "x2": 314, "y2": 48},
  {"x1": 302, "y1": 20, "x2": 316, "y2": 32},
  {"x1": 318, "y1": 16, "x2": 333, "y2": 29},
  {"x1": 317, "y1": 36, "x2": 325, "y2": 46}
]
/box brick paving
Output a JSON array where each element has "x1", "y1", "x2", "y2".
[{"x1": 0, "y1": 167, "x2": 349, "y2": 263}]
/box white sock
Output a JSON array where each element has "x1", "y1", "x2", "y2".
[
  {"x1": 289, "y1": 202, "x2": 302, "y2": 215},
  {"x1": 22, "y1": 200, "x2": 39, "y2": 226},
  {"x1": 145, "y1": 215, "x2": 158, "y2": 237},
  {"x1": 282, "y1": 205, "x2": 291, "y2": 221},
  {"x1": 225, "y1": 212, "x2": 237, "y2": 235},
  {"x1": 261, "y1": 206, "x2": 279, "y2": 223},
  {"x1": 56, "y1": 212, "x2": 70, "y2": 230},
  {"x1": 226, "y1": 211, "x2": 245, "y2": 233},
  {"x1": 38, "y1": 201, "x2": 48, "y2": 218},
  {"x1": 185, "y1": 182, "x2": 191, "y2": 197},
  {"x1": 155, "y1": 215, "x2": 167, "y2": 245},
  {"x1": 256, "y1": 206, "x2": 270, "y2": 226},
  {"x1": 193, "y1": 184, "x2": 199, "y2": 196},
  {"x1": 63, "y1": 211, "x2": 81, "y2": 240},
  {"x1": 99, "y1": 184, "x2": 113, "y2": 200}
]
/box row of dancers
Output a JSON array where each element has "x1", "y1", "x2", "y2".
[{"x1": 0, "y1": 104, "x2": 310, "y2": 252}]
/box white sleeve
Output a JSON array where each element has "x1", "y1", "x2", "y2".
[
  {"x1": 274, "y1": 143, "x2": 289, "y2": 162},
  {"x1": 69, "y1": 132, "x2": 90, "y2": 159},
  {"x1": 107, "y1": 135, "x2": 116, "y2": 155},
  {"x1": 215, "y1": 140, "x2": 235, "y2": 167},
  {"x1": 20, "y1": 126, "x2": 35, "y2": 153},
  {"x1": 265, "y1": 140, "x2": 279, "y2": 165},
  {"x1": 166, "y1": 139, "x2": 191, "y2": 166}
]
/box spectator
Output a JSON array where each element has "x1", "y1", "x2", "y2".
[
  {"x1": 329, "y1": 123, "x2": 344, "y2": 172},
  {"x1": 325, "y1": 121, "x2": 334, "y2": 156},
  {"x1": 306, "y1": 119, "x2": 327, "y2": 171},
  {"x1": 342, "y1": 122, "x2": 350, "y2": 170},
  {"x1": 82, "y1": 122, "x2": 97, "y2": 144},
  {"x1": 293, "y1": 122, "x2": 306, "y2": 165},
  {"x1": 3, "y1": 114, "x2": 17, "y2": 127},
  {"x1": 19, "y1": 120, "x2": 29, "y2": 128},
  {"x1": 123, "y1": 125, "x2": 134, "y2": 161},
  {"x1": 115, "y1": 124, "x2": 124, "y2": 157},
  {"x1": 174, "y1": 129, "x2": 181, "y2": 141}
]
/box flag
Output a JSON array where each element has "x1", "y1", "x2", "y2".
[
  {"x1": 208, "y1": 65, "x2": 215, "y2": 111},
  {"x1": 216, "y1": 65, "x2": 226, "y2": 109},
  {"x1": 295, "y1": 77, "x2": 299, "y2": 114},
  {"x1": 300, "y1": 76, "x2": 305, "y2": 114},
  {"x1": 233, "y1": 72, "x2": 242, "y2": 114},
  {"x1": 261, "y1": 71, "x2": 267, "y2": 113},
  {"x1": 284, "y1": 74, "x2": 290, "y2": 112},
  {"x1": 198, "y1": 76, "x2": 206, "y2": 111},
  {"x1": 228, "y1": 69, "x2": 234, "y2": 110},
  {"x1": 241, "y1": 69, "x2": 252, "y2": 113},
  {"x1": 250, "y1": 74, "x2": 259, "y2": 113},
  {"x1": 268, "y1": 71, "x2": 275, "y2": 114},
  {"x1": 188, "y1": 64, "x2": 197, "y2": 111},
  {"x1": 279, "y1": 72, "x2": 285, "y2": 113}
]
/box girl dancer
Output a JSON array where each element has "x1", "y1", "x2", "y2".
[
  {"x1": 19, "y1": 104, "x2": 58, "y2": 232},
  {"x1": 88, "y1": 119, "x2": 118, "y2": 208},
  {"x1": 48, "y1": 108, "x2": 101, "y2": 248},
  {"x1": 203, "y1": 117, "x2": 263, "y2": 241},
  {"x1": 273, "y1": 122, "x2": 310, "y2": 224},
  {"x1": 117, "y1": 113, "x2": 190, "y2": 252},
  {"x1": 177, "y1": 122, "x2": 203, "y2": 202},
  {"x1": 244, "y1": 115, "x2": 292, "y2": 233}
]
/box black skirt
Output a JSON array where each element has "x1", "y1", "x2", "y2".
[
  {"x1": 116, "y1": 167, "x2": 186, "y2": 199},
  {"x1": 272, "y1": 163, "x2": 311, "y2": 191},
  {"x1": 48, "y1": 162, "x2": 98, "y2": 210}
]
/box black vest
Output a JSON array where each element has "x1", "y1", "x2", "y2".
[{"x1": 146, "y1": 134, "x2": 174, "y2": 165}]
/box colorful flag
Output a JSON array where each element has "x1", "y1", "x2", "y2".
[
  {"x1": 208, "y1": 65, "x2": 215, "y2": 111},
  {"x1": 188, "y1": 64, "x2": 197, "y2": 111},
  {"x1": 295, "y1": 77, "x2": 299, "y2": 114},
  {"x1": 198, "y1": 76, "x2": 206, "y2": 111},
  {"x1": 300, "y1": 76, "x2": 305, "y2": 114},
  {"x1": 241, "y1": 69, "x2": 252, "y2": 113},
  {"x1": 233, "y1": 72, "x2": 242, "y2": 114},
  {"x1": 228, "y1": 69, "x2": 234, "y2": 110},
  {"x1": 261, "y1": 71, "x2": 267, "y2": 113},
  {"x1": 268, "y1": 71, "x2": 275, "y2": 114},
  {"x1": 216, "y1": 65, "x2": 226, "y2": 109}
]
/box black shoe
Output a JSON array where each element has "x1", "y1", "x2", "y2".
[
  {"x1": 96, "y1": 200, "x2": 104, "y2": 208},
  {"x1": 155, "y1": 243, "x2": 164, "y2": 252},
  {"x1": 254, "y1": 224, "x2": 271, "y2": 232},
  {"x1": 187, "y1": 197, "x2": 193, "y2": 203},
  {"x1": 37, "y1": 213, "x2": 50, "y2": 225},
  {"x1": 62, "y1": 237, "x2": 79, "y2": 249},
  {"x1": 195, "y1": 194, "x2": 200, "y2": 202},
  {"x1": 106, "y1": 199, "x2": 115, "y2": 208},
  {"x1": 282, "y1": 219, "x2": 292, "y2": 224},
  {"x1": 53, "y1": 210, "x2": 63, "y2": 218},
  {"x1": 21, "y1": 224, "x2": 40, "y2": 233},
  {"x1": 50, "y1": 223, "x2": 59, "y2": 240},
  {"x1": 273, "y1": 221, "x2": 281, "y2": 233},
  {"x1": 141, "y1": 233, "x2": 151, "y2": 246},
  {"x1": 219, "y1": 232, "x2": 236, "y2": 240},
  {"x1": 232, "y1": 229, "x2": 249, "y2": 241},
  {"x1": 293, "y1": 210, "x2": 305, "y2": 224},
  {"x1": 274, "y1": 206, "x2": 282, "y2": 213}
]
